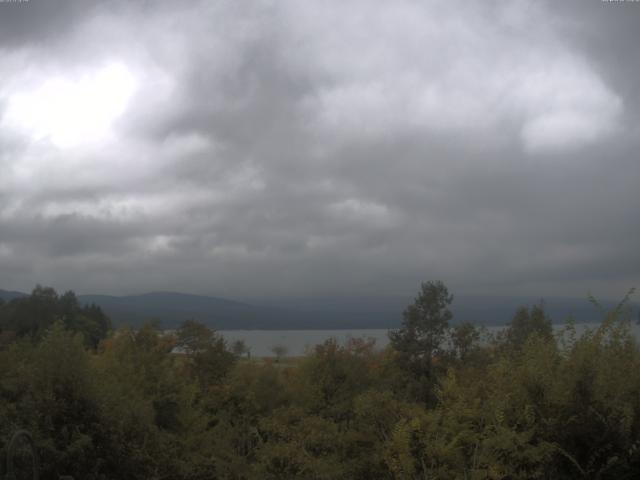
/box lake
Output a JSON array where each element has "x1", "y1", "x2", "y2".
[{"x1": 219, "y1": 322, "x2": 640, "y2": 357}]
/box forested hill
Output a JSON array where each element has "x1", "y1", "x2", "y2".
[
  {"x1": 77, "y1": 292, "x2": 301, "y2": 330},
  {"x1": 1, "y1": 289, "x2": 635, "y2": 329}
]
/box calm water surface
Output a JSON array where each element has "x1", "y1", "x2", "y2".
[{"x1": 219, "y1": 322, "x2": 640, "y2": 357}]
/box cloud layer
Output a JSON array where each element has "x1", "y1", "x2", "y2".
[{"x1": 0, "y1": 0, "x2": 638, "y2": 299}]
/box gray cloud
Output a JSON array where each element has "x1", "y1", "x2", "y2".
[
  {"x1": 0, "y1": 0, "x2": 96, "y2": 47},
  {"x1": 0, "y1": 0, "x2": 638, "y2": 300}
]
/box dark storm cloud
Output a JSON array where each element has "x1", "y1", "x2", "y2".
[
  {"x1": 0, "y1": 0, "x2": 95, "y2": 46},
  {"x1": 548, "y1": 0, "x2": 640, "y2": 118},
  {"x1": 0, "y1": 0, "x2": 638, "y2": 299}
]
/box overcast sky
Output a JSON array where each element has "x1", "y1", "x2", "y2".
[{"x1": 0, "y1": 0, "x2": 638, "y2": 300}]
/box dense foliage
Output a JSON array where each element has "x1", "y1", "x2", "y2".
[
  {"x1": 0, "y1": 284, "x2": 638, "y2": 479},
  {"x1": 0, "y1": 285, "x2": 111, "y2": 348}
]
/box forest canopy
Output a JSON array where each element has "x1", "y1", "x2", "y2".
[{"x1": 0, "y1": 284, "x2": 638, "y2": 479}]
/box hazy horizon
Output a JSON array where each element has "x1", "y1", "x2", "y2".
[{"x1": 2, "y1": 284, "x2": 636, "y2": 305}]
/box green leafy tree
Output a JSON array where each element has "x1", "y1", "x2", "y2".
[
  {"x1": 505, "y1": 303, "x2": 553, "y2": 351},
  {"x1": 0, "y1": 286, "x2": 110, "y2": 347},
  {"x1": 389, "y1": 280, "x2": 453, "y2": 402},
  {"x1": 94, "y1": 322, "x2": 210, "y2": 479},
  {"x1": 294, "y1": 338, "x2": 377, "y2": 422},
  {"x1": 176, "y1": 319, "x2": 236, "y2": 389},
  {"x1": 450, "y1": 322, "x2": 480, "y2": 360},
  {"x1": 254, "y1": 407, "x2": 346, "y2": 480}
]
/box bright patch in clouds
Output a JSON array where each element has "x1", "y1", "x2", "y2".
[
  {"x1": 516, "y1": 59, "x2": 623, "y2": 153},
  {"x1": 3, "y1": 62, "x2": 137, "y2": 148},
  {"x1": 291, "y1": 2, "x2": 622, "y2": 153}
]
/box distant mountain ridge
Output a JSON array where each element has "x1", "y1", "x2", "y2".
[
  {"x1": 1, "y1": 289, "x2": 636, "y2": 330},
  {"x1": 77, "y1": 291, "x2": 295, "y2": 329},
  {"x1": 0, "y1": 289, "x2": 27, "y2": 301}
]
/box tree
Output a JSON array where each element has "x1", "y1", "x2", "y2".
[
  {"x1": 0, "y1": 286, "x2": 110, "y2": 347},
  {"x1": 232, "y1": 339, "x2": 250, "y2": 358},
  {"x1": 176, "y1": 319, "x2": 215, "y2": 355},
  {"x1": 176, "y1": 319, "x2": 236, "y2": 388},
  {"x1": 450, "y1": 321, "x2": 481, "y2": 361},
  {"x1": 6, "y1": 285, "x2": 59, "y2": 338},
  {"x1": 505, "y1": 303, "x2": 553, "y2": 351},
  {"x1": 293, "y1": 337, "x2": 376, "y2": 421},
  {"x1": 389, "y1": 280, "x2": 453, "y2": 402},
  {"x1": 271, "y1": 344, "x2": 288, "y2": 362}
]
